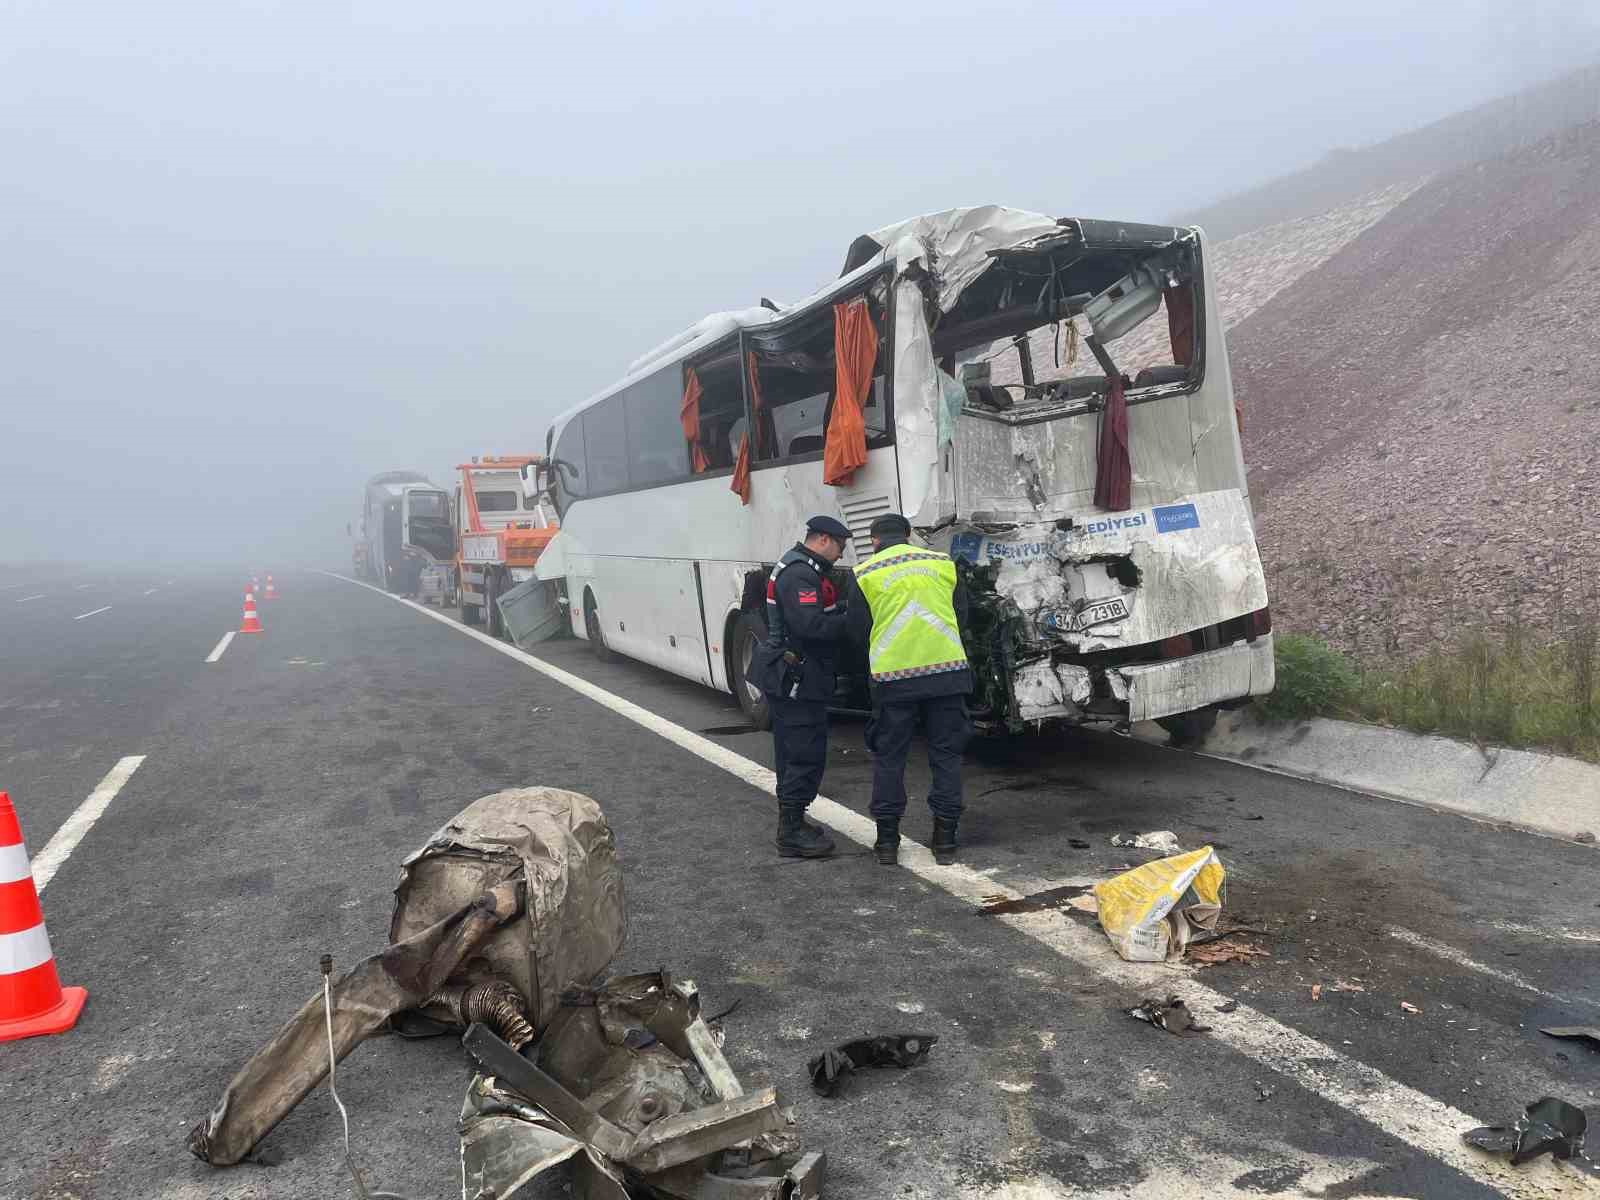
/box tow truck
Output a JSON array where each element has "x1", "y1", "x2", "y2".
[{"x1": 453, "y1": 456, "x2": 559, "y2": 638}]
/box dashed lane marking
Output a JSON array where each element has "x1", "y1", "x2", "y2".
[
  {"x1": 1387, "y1": 925, "x2": 1600, "y2": 1010},
  {"x1": 205, "y1": 632, "x2": 235, "y2": 663},
  {"x1": 326, "y1": 571, "x2": 1594, "y2": 1199},
  {"x1": 73, "y1": 583, "x2": 92, "y2": 590},
  {"x1": 143, "y1": 587, "x2": 159, "y2": 596},
  {"x1": 74, "y1": 606, "x2": 111, "y2": 620},
  {"x1": 15, "y1": 594, "x2": 45, "y2": 603},
  {"x1": 31, "y1": 756, "x2": 146, "y2": 892}
]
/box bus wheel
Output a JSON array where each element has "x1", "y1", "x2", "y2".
[
  {"x1": 731, "y1": 612, "x2": 772, "y2": 731},
  {"x1": 583, "y1": 589, "x2": 617, "y2": 662},
  {"x1": 1157, "y1": 706, "x2": 1219, "y2": 748},
  {"x1": 484, "y1": 570, "x2": 504, "y2": 639}
]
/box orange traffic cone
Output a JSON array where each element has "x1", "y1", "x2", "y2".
[
  {"x1": 0, "y1": 791, "x2": 87, "y2": 1042},
  {"x1": 263, "y1": 575, "x2": 279, "y2": 601},
  {"x1": 239, "y1": 589, "x2": 264, "y2": 634}
]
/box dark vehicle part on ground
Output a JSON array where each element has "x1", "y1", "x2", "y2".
[
  {"x1": 1463, "y1": 1097, "x2": 1587, "y2": 1166},
  {"x1": 463, "y1": 970, "x2": 827, "y2": 1200},
  {"x1": 806, "y1": 1034, "x2": 937, "y2": 1097},
  {"x1": 1127, "y1": 996, "x2": 1211, "y2": 1037},
  {"x1": 189, "y1": 788, "x2": 625, "y2": 1167}
]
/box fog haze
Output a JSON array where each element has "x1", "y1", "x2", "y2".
[{"x1": 6, "y1": 1, "x2": 1598, "y2": 566}]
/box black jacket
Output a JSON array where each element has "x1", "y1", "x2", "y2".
[
  {"x1": 848, "y1": 537, "x2": 975, "y2": 703},
  {"x1": 753, "y1": 544, "x2": 850, "y2": 703}
]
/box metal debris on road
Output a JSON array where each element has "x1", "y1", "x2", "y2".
[
  {"x1": 1400, "y1": 1001, "x2": 1421, "y2": 1014},
  {"x1": 807, "y1": 1034, "x2": 937, "y2": 1097},
  {"x1": 189, "y1": 788, "x2": 626, "y2": 1167},
  {"x1": 1311, "y1": 984, "x2": 1323, "y2": 1001},
  {"x1": 1094, "y1": 846, "x2": 1225, "y2": 962},
  {"x1": 1574, "y1": 831, "x2": 1596, "y2": 844},
  {"x1": 1068, "y1": 837, "x2": 1092, "y2": 849},
  {"x1": 1463, "y1": 1097, "x2": 1587, "y2": 1166},
  {"x1": 1540, "y1": 1026, "x2": 1600, "y2": 1050},
  {"x1": 1109, "y1": 830, "x2": 1182, "y2": 854},
  {"x1": 1253, "y1": 1080, "x2": 1275, "y2": 1102},
  {"x1": 1127, "y1": 996, "x2": 1210, "y2": 1037}
]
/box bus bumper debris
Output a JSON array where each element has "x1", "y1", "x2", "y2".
[
  {"x1": 1109, "y1": 830, "x2": 1182, "y2": 853},
  {"x1": 1093, "y1": 845, "x2": 1226, "y2": 962},
  {"x1": 188, "y1": 787, "x2": 625, "y2": 1167},
  {"x1": 1462, "y1": 1097, "x2": 1587, "y2": 1165},
  {"x1": 807, "y1": 1034, "x2": 937, "y2": 1097}
]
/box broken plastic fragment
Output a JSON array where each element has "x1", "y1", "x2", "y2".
[
  {"x1": 1463, "y1": 1097, "x2": 1586, "y2": 1165},
  {"x1": 1127, "y1": 996, "x2": 1210, "y2": 1037},
  {"x1": 807, "y1": 1034, "x2": 937, "y2": 1097}
]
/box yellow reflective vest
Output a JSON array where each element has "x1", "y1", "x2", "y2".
[{"x1": 854, "y1": 544, "x2": 969, "y2": 683}]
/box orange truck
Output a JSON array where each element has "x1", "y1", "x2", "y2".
[{"x1": 453, "y1": 456, "x2": 558, "y2": 637}]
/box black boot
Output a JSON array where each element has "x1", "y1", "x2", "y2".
[
  {"x1": 931, "y1": 816, "x2": 959, "y2": 865},
  {"x1": 776, "y1": 808, "x2": 836, "y2": 858},
  {"x1": 873, "y1": 819, "x2": 900, "y2": 865}
]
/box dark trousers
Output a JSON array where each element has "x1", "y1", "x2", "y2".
[
  {"x1": 771, "y1": 698, "x2": 828, "y2": 809},
  {"x1": 866, "y1": 694, "x2": 971, "y2": 821}
]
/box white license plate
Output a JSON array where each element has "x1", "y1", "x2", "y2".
[{"x1": 1074, "y1": 596, "x2": 1130, "y2": 630}]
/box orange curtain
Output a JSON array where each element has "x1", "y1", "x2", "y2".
[
  {"x1": 823, "y1": 299, "x2": 875, "y2": 487},
  {"x1": 746, "y1": 351, "x2": 772, "y2": 458},
  {"x1": 679, "y1": 369, "x2": 710, "y2": 473},
  {"x1": 730, "y1": 433, "x2": 752, "y2": 503}
]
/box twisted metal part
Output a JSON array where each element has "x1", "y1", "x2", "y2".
[{"x1": 430, "y1": 979, "x2": 537, "y2": 1051}]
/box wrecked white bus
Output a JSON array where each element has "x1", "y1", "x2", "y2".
[{"x1": 533, "y1": 206, "x2": 1273, "y2": 741}]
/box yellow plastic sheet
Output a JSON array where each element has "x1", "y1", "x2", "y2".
[{"x1": 1093, "y1": 846, "x2": 1225, "y2": 962}]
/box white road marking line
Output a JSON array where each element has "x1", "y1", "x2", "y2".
[
  {"x1": 1489, "y1": 918, "x2": 1600, "y2": 944},
  {"x1": 73, "y1": 583, "x2": 93, "y2": 590},
  {"x1": 327, "y1": 571, "x2": 1591, "y2": 1198},
  {"x1": 16, "y1": 594, "x2": 45, "y2": 603},
  {"x1": 143, "y1": 587, "x2": 159, "y2": 596},
  {"x1": 1386, "y1": 925, "x2": 1600, "y2": 1010},
  {"x1": 205, "y1": 632, "x2": 235, "y2": 663},
  {"x1": 32, "y1": 756, "x2": 146, "y2": 892},
  {"x1": 74, "y1": 605, "x2": 112, "y2": 620}
]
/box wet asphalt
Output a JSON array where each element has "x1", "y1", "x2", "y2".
[{"x1": 0, "y1": 567, "x2": 1596, "y2": 1200}]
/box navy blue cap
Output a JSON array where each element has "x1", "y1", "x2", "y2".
[
  {"x1": 806, "y1": 515, "x2": 851, "y2": 540},
  {"x1": 868, "y1": 513, "x2": 912, "y2": 538}
]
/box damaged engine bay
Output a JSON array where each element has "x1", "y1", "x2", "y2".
[{"x1": 188, "y1": 788, "x2": 824, "y2": 1199}]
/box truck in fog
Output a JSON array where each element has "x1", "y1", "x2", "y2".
[{"x1": 359, "y1": 471, "x2": 454, "y2": 599}]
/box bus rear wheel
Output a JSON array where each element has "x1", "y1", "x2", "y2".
[
  {"x1": 1157, "y1": 706, "x2": 1219, "y2": 748},
  {"x1": 731, "y1": 611, "x2": 772, "y2": 731},
  {"x1": 484, "y1": 569, "x2": 505, "y2": 639},
  {"x1": 583, "y1": 589, "x2": 617, "y2": 662}
]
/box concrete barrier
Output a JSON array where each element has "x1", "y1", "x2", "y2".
[{"x1": 1132, "y1": 709, "x2": 1600, "y2": 843}]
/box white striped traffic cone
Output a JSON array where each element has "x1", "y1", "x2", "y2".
[
  {"x1": 263, "y1": 574, "x2": 279, "y2": 601},
  {"x1": 239, "y1": 589, "x2": 263, "y2": 634},
  {"x1": 0, "y1": 791, "x2": 87, "y2": 1042}
]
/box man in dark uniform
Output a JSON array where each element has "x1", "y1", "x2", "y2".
[
  {"x1": 851, "y1": 513, "x2": 973, "y2": 865},
  {"x1": 751, "y1": 515, "x2": 852, "y2": 858}
]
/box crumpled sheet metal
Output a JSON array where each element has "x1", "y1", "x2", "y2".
[
  {"x1": 192, "y1": 787, "x2": 623, "y2": 1168},
  {"x1": 392, "y1": 787, "x2": 625, "y2": 1034},
  {"x1": 1463, "y1": 1096, "x2": 1587, "y2": 1165},
  {"x1": 462, "y1": 973, "x2": 822, "y2": 1200},
  {"x1": 189, "y1": 880, "x2": 521, "y2": 1166}
]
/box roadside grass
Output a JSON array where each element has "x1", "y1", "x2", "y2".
[{"x1": 1263, "y1": 629, "x2": 1600, "y2": 764}]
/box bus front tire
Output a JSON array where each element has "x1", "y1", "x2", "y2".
[
  {"x1": 1157, "y1": 706, "x2": 1219, "y2": 748},
  {"x1": 484, "y1": 570, "x2": 504, "y2": 639},
  {"x1": 731, "y1": 612, "x2": 772, "y2": 731},
  {"x1": 584, "y1": 589, "x2": 617, "y2": 662}
]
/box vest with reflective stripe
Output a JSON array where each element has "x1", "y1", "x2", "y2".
[{"x1": 854, "y1": 545, "x2": 968, "y2": 683}]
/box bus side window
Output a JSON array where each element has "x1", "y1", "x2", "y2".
[
  {"x1": 686, "y1": 346, "x2": 744, "y2": 473},
  {"x1": 623, "y1": 367, "x2": 688, "y2": 487}
]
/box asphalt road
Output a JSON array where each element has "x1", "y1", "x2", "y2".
[{"x1": 1, "y1": 567, "x2": 1596, "y2": 1200}]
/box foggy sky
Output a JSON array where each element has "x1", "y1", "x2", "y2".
[{"x1": 5, "y1": 1, "x2": 1598, "y2": 567}]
